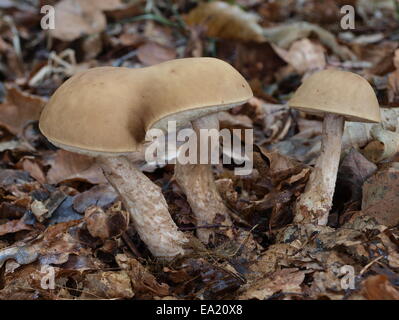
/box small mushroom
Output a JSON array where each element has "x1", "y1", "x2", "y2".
[{"x1": 288, "y1": 69, "x2": 381, "y2": 225}]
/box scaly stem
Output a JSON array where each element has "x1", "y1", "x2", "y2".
[
  {"x1": 294, "y1": 113, "x2": 344, "y2": 225},
  {"x1": 98, "y1": 156, "x2": 188, "y2": 259},
  {"x1": 174, "y1": 114, "x2": 233, "y2": 243}
]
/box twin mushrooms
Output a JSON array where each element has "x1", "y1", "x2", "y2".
[{"x1": 39, "y1": 57, "x2": 253, "y2": 259}]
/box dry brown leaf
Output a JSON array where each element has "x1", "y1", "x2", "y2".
[
  {"x1": 0, "y1": 218, "x2": 32, "y2": 236},
  {"x1": 0, "y1": 220, "x2": 89, "y2": 268},
  {"x1": 31, "y1": 200, "x2": 49, "y2": 222},
  {"x1": 116, "y1": 254, "x2": 170, "y2": 299},
  {"x1": 185, "y1": 1, "x2": 265, "y2": 43},
  {"x1": 46, "y1": 150, "x2": 107, "y2": 185},
  {"x1": 272, "y1": 38, "x2": 326, "y2": 74},
  {"x1": 310, "y1": 271, "x2": 346, "y2": 299},
  {"x1": 82, "y1": 271, "x2": 134, "y2": 299},
  {"x1": 336, "y1": 148, "x2": 377, "y2": 202},
  {"x1": 90, "y1": 0, "x2": 124, "y2": 11},
  {"x1": 239, "y1": 268, "x2": 305, "y2": 299},
  {"x1": 378, "y1": 232, "x2": 399, "y2": 269},
  {"x1": 73, "y1": 184, "x2": 118, "y2": 213},
  {"x1": 18, "y1": 157, "x2": 47, "y2": 184},
  {"x1": 362, "y1": 126, "x2": 399, "y2": 162},
  {"x1": 257, "y1": 147, "x2": 309, "y2": 183},
  {"x1": 257, "y1": 102, "x2": 290, "y2": 143},
  {"x1": 50, "y1": 0, "x2": 107, "y2": 41},
  {"x1": 137, "y1": 42, "x2": 176, "y2": 66},
  {"x1": 0, "y1": 264, "x2": 48, "y2": 300},
  {"x1": 248, "y1": 244, "x2": 297, "y2": 278},
  {"x1": 218, "y1": 111, "x2": 253, "y2": 130},
  {"x1": 264, "y1": 22, "x2": 355, "y2": 60},
  {"x1": 362, "y1": 275, "x2": 399, "y2": 300},
  {"x1": 362, "y1": 162, "x2": 399, "y2": 227},
  {"x1": 84, "y1": 204, "x2": 128, "y2": 240},
  {"x1": 0, "y1": 86, "x2": 46, "y2": 135},
  {"x1": 103, "y1": 0, "x2": 143, "y2": 20}
]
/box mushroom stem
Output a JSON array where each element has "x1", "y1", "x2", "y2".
[
  {"x1": 98, "y1": 156, "x2": 188, "y2": 259},
  {"x1": 174, "y1": 114, "x2": 233, "y2": 243},
  {"x1": 294, "y1": 113, "x2": 344, "y2": 225}
]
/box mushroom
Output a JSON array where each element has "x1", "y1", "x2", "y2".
[
  {"x1": 167, "y1": 67, "x2": 252, "y2": 244},
  {"x1": 143, "y1": 58, "x2": 252, "y2": 244},
  {"x1": 288, "y1": 69, "x2": 381, "y2": 225},
  {"x1": 39, "y1": 57, "x2": 252, "y2": 257}
]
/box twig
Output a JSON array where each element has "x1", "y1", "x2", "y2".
[
  {"x1": 227, "y1": 224, "x2": 259, "y2": 258},
  {"x1": 3, "y1": 15, "x2": 22, "y2": 61},
  {"x1": 359, "y1": 255, "x2": 384, "y2": 275},
  {"x1": 178, "y1": 224, "x2": 234, "y2": 231}
]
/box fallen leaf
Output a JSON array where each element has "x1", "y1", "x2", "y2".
[
  {"x1": 0, "y1": 169, "x2": 33, "y2": 187},
  {"x1": 103, "y1": 0, "x2": 143, "y2": 21},
  {"x1": 90, "y1": 0, "x2": 124, "y2": 11},
  {"x1": 256, "y1": 147, "x2": 309, "y2": 185},
  {"x1": 218, "y1": 111, "x2": 253, "y2": 130},
  {"x1": 50, "y1": 0, "x2": 107, "y2": 41},
  {"x1": 84, "y1": 203, "x2": 128, "y2": 240},
  {"x1": 239, "y1": 268, "x2": 305, "y2": 299},
  {"x1": 0, "y1": 264, "x2": 48, "y2": 300},
  {"x1": 18, "y1": 157, "x2": 47, "y2": 184},
  {"x1": 116, "y1": 254, "x2": 170, "y2": 299},
  {"x1": 137, "y1": 42, "x2": 176, "y2": 66},
  {"x1": 264, "y1": 22, "x2": 356, "y2": 60},
  {"x1": 73, "y1": 184, "x2": 118, "y2": 214},
  {"x1": 48, "y1": 195, "x2": 83, "y2": 225},
  {"x1": 0, "y1": 86, "x2": 46, "y2": 135},
  {"x1": 336, "y1": 148, "x2": 377, "y2": 203},
  {"x1": 362, "y1": 125, "x2": 399, "y2": 162},
  {"x1": 272, "y1": 38, "x2": 326, "y2": 74},
  {"x1": 185, "y1": 1, "x2": 265, "y2": 43},
  {"x1": 362, "y1": 162, "x2": 399, "y2": 227},
  {"x1": 362, "y1": 275, "x2": 399, "y2": 300},
  {"x1": 247, "y1": 244, "x2": 297, "y2": 278},
  {"x1": 0, "y1": 217, "x2": 33, "y2": 236},
  {"x1": 46, "y1": 150, "x2": 106, "y2": 185},
  {"x1": 30, "y1": 200, "x2": 49, "y2": 222},
  {"x1": 82, "y1": 271, "x2": 134, "y2": 299}
]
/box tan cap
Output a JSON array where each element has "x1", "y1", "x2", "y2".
[
  {"x1": 39, "y1": 57, "x2": 253, "y2": 155},
  {"x1": 288, "y1": 69, "x2": 381, "y2": 123}
]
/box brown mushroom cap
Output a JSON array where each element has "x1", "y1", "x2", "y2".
[
  {"x1": 39, "y1": 57, "x2": 253, "y2": 155},
  {"x1": 288, "y1": 69, "x2": 381, "y2": 123}
]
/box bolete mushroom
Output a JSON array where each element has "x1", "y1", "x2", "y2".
[
  {"x1": 39, "y1": 57, "x2": 252, "y2": 257},
  {"x1": 288, "y1": 69, "x2": 381, "y2": 225},
  {"x1": 166, "y1": 69, "x2": 252, "y2": 244},
  {"x1": 144, "y1": 58, "x2": 253, "y2": 243}
]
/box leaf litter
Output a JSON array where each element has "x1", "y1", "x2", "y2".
[{"x1": 0, "y1": 0, "x2": 398, "y2": 300}]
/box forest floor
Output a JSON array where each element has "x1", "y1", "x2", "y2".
[{"x1": 0, "y1": 0, "x2": 399, "y2": 300}]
